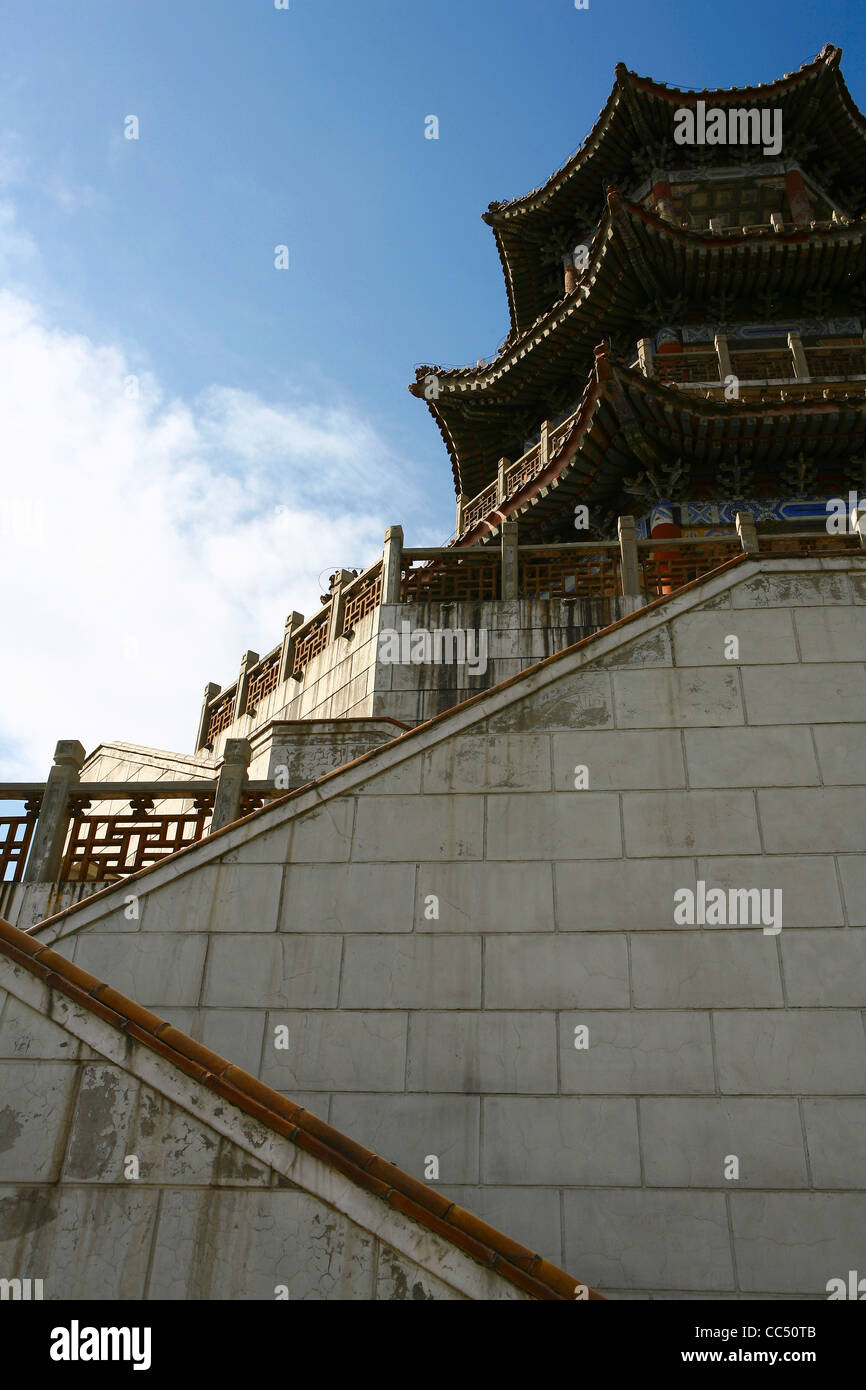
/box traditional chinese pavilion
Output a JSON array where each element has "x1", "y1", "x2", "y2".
[{"x1": 410, "y1": 43, "x2": 866, "y2": 549}]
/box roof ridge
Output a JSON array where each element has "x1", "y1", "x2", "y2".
[{"x1": 0, "y1": 914, "x2": 601, "y2": 1301}]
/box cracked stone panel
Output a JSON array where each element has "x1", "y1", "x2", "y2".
[
  {"x1": 329, "y1": 1094, "x2": 480, "y2": 1185},
  {"x1": 554, "y1": 859, "x2": 697, "y2": 931},
  {"x1": 202, "y1": 935, "x2": 341, "y2": 1009},
  {"x1": 209, "y1": 865, "x2": 283, "y2": 932},
  {"x1": 260, "y1": 1011, "x2": 407, "y2": 1092},
  {"x1": 63, "y1": 1064, "x2": 139, "y2": 1182},
  {"x1": 839, "y1": 856, "x2": 866, "y2": 926},
  {"x1": 376, "y1": 1245, "x2": 467, "y2": 1300},
  {"x1": 714, "y1": 1011, "x2": 866, "y2": 1094},
  {"x1": 482, "y1": 1097, "x2": 641, "y2": 1186},
  {"x1": 414, "y1": 861, "x2": 554, "y2": 932},
  {"x1": 731, "y1": 572, "x2": 850, "y2": 608},
  {"x1": 623, "y1": 790, "x2": 760, "y2": 857},
  {"x1": 421, "y1": 735, "x2": 551, "y2": 793},
  {"x1": 671, "y1": 610, "x2": 798, "y2": 666},
  {"x1": 487, "y1": 672, "x2": 613, "y2": 734},
  {"x1": 486, "y1": 792, "x2": 621, "y2": 861},
  {"x1": 0, "y1": 994, "x2": 80, "y2": 1060},
  {"x1": 340, "y1": 936, "x2": 481, "y2": 1009},
  {"x1": 138, "y1": 867, "x2": 220, "y2": 934},
  {"x1": 585, "y1": 627, "x2": 673, "y2": 669},
  {"x1": 640, "y1": 1098, "x2": 808, "y2": 1188},
  {"x1": 731, "y1": 1193, "x2": 866, "y2": 1295},
  {"x1": 221, "y1": 798, "x2": 355, "y2": 866},
  {"x1": 564, "y1": 1189, "x2": 734, "y2": 1292},
  {"x1": 802, "y1": 1100, "x2": 866, "y2": 1188},
  {"x1": 758, "y1": 788, "x2": 866, "y2": 854},
  {"x1": 147, "y1": 1188, "x2": 376, "y2": 1300},
  {"x1": 694, "y1": 856, "x2": 844, "y2": 927},
  {"x1": 612, "y1": 668, "x2": 743, "y2": 728},
  {"x1": 558, "y1": 1011, "x2": 716, "y2": 1094},
  {"x1": 630, "y1": 932, "x2": 783, "y2": 1009},
  {"x1": 407, "y1": 1012, "x2": 557, "y2": 1094},
  {"x1": 67, "y1": 933, "x2": 208, "y2": 1008},
  {"x1": 484, "y1": 934, "x2": 628, "y2": 1010},
  {"x1": 352, "y1": 794, "x2": 484, "y2": 862},
  {"x1": 0, "y1": 1062, "x2": 78, "y2": 1182},
  {"x1": 742, "y1": 664, "x2": 866, "y2": 726},
  {"x1": 0, "y1": 1185, "x2": 158, "y2": 1299},
  {"x1": 436, "y1": 1185, "x2": 562, "y2": 1269},
  {"x1": 552, "y1": 730, "x2": 685, "y2": 791},
  {"x1": 281, "y1": 863, "x2": 415, "y2": 933}
]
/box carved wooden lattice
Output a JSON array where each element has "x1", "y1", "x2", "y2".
[
  {"x1": 656, "y1": 352, "x2": 718, "y2": 385},
  {"x1": 60, "y1": 794, "x2": 215, "y2": 882},
  {"x1": 640, "y1": 541, "x2": 740, "y2": 596},
  {"x1": 461, "y1": 483, "x2": 498, "y2": 533},
  {"x1": 401, "y1": 554, "x2": 500, "y2": 602},
  {"x1": 0, "y1": 800, "x2": 40, "y2": 883},
  {"x1": 505, "y1": 447, "x2": 543, "y2": 497},
  {"x1": 292, "y1": 613, "x2": 330, "y2": 674},
  {"x1": 342, "y1": 565, "x2": 383, "y2": 632},
  {"x1": 205, "y1": 690, "x2": 237, "y2": 744},
  {"x1": 806, "y1": 346, "x2": 866, "y2": 378},
  {"x1": 730, "y1": 350, "x2": 794, "y2": 381},
  {"x1": 520, "y1": 549, "x2": 621, "y2": 599},
  {"x1": 245, "y1": 650, "x2": 281, "y2": 714},
  {"x1": 758, "y1": 533, "x2": 861, "y2": 554}
]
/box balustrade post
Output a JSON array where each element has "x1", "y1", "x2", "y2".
[
  {"x1": 852, "y1": 507, "x2": 866, "y2": 550},
  {"x1": 326, "y1": 570, "x2": 354, "y2": 644},
  {"x1": 382, "y1": 525, "x2": 404, "y2": 604},
  {"x1": 455, "y1": 494, "x2": 468, "y2": 537},
  {"x1": 617, "y1": 515, "x2": 642, "y2": 599},
  {"x1": 501, "y1": 519, "x2": 519, "y2": 600},
  {"x1": 23, "y1": 740, "x2": 86, "y2": 884},
  {"x1": 195, "y1": 683, "x2": 220, "y2": 752},
  {"x1": 539, "y1": 421, "x2": 550, "y2": 468},
  {"x1": 714, "y1": 333, "x2": 732, "y2": 383},
  {"x1": 233, "y1": 652, "x2": 259, "y2": 723},
  {"x1": 211, "y1": 739, "x2": 252, "y2": 833},
  {"x1": 278, "y1": 612, "x2": 304, "y2": 684},
  {"x1": 497, "y1": 457, "x2": 511, "y2": 506},
  {"x1": 788, "y1": 332, "x2": 810, "y2": 380},
  {"x1": 735, "y1": 511, "x2": 759, "y2": 553}
]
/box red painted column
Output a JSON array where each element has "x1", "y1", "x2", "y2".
[
  {"x1": 652, "y1": 179, "x2": 675, "y2": 223},
  {"x1": 650, "y1": 502, "x2": 682, "y2": 595}
]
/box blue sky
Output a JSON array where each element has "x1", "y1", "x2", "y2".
[{"x1": 1, "y1": 0, "x2": 864, "y2": 772}]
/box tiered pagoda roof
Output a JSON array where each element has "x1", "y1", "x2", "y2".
[{"x1": 410, "y1": 43, "x2": 866, "y2": 533}]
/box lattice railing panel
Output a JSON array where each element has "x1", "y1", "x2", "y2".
[
  {"x1": 461, "y1": 483, "x2": 498, "y2": 533},
  {"x1": 640, "y1": 541, "x2": 740, "y2": 596},
  {"x1": 757, "y1": 532, "x2": 861, "y2": 554},
  {"x1": 292, "y1": 613, "x2": 330, "y2": 674},
  {"x1": 342, "y1": 564, "x2": 383, "y2": 632},
  {"x1": 730, "y1": 350, "x2": 794, "y2": 381},
  {"x1": 0, "y1": 806, "x2": 40, "y2": 883},
  {"x1": 61, "y1": 798, "x2": 214, "y2": 882},
  {"x1": 505, "y1": 447, "x2": 543, "y2": 497},
  {"x1": 805, "y1": 346, "x2": 866, "y2": 378},
  {"x1": 245, "y1": 650, "x2": 281, "y2": 714},
  {"x1": 205, "y1": 689, "x2": 237, "y2": 744},
  {"x1": 401, "y1": 555, "x2": 500, "y2": 603},
  {"x1": 656, "y1": 352, "x2": 719, "y2": 385},
  {"x1": 520, "y1": 549, "x2": 621, "y2": 600}
]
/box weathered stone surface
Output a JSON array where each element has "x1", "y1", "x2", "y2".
[
  {"x1": 640, "y1": 1098, "x2": 808, "y2": 1187},
  {"x1": 559, "y1": 1012, "x2": 716, "y2": 1094},
  {"x1": 484, "y1": 934, "x2": 628, "y2": 1008},
  {"x1": 552, "y1": 730, "x2": 686, "y2": 790},
  {"x1": 353, "y1": 795, "x2": 484, "y2": 861},
  {"x1": 330, "y1": 1094, "x2": 480, "y2": 1183},
  {"x1": 802, "y1": 1100, "x2": 866, "y2": 1188},
  {"x1": 259, "y1": 1011, "x2": 407, "y2": 1092},
  {"x1": 0, "y1": 1062, "x2": 76, "y2": 1182},
  {"x1": 282, "y1": 863, "x2": 415, "y2": 933},
  {"x1": 714, "y1": 1011, "x2": 866, "y2": 1093},
  {"x1": 622, "y1": 791, "x2": 760, "y2": 856},
  {"x1": 486, "y1": 793, "x2": 621, "y2": 860},
  {"x1": 630, "y1": 932, "x2": 783, "y2": 1007},
  {"x1": 415, "y1": 862, "x2": 555, "y2": 932},
  {"x1": 612, "y1": 668, "x2": 743, "y2": 727},
  {"x1": 482, "y1": 1098, "x2": 640, "y2": 1185},
  {"x1": 564, "y1": 1189, "x2": 734, "y2": 1291},
  {"x1": 202, "y1": 935, "x2": 341, "y2": 1008},
  {"x1": 731, "y1": 1194, "x2": 866, "y2": 1294},
  {"x1": 672, "y1": 610, "x2": 798, "y2": 666},
  {"x1": 340, "y1": 936, "x2": 481, "y2": 1008},
  {"x1": 684, "y1": 726, "x2": 819, "y2": 787},
  {"x1": 407, "y1": 1013, "x2": 557, "y2": 1093}
]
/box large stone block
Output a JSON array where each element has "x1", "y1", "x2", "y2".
[
  {"x1": 352, "y1": 795, "x2": 484, "y2": 861},
  {"x1": 70, "y1": 933, "x2": 208, "y2": 1008},
  {"x1": 640, "y1": 1098, "x2": 808, "y2": 1187},
  {"x1": 781, "y1": 929, "x2": 866, "y2": 1006},
  {"x1": 202, "y1": 935, "x2": 341, "y2": 1008},
  {"x1": 612, "y1": 668, "x2": 743, "y2": 728},
  {"x1": 631, "y1": 932, "x2": 783, "y2": 1007},
  {"x1": 198, "y1": 1009, "x2": 267, "y2": 1076},
  {"x1": 684, "y1": 726, "x2": 819, "y2": 787},
  {"x1": 694, "y1": 856, "x2": 844, "y2": 927},
  {"x1": 0, "y1": 1061, "x2": 77, "y2": 1181},
  {"x1": 281, "y1": 863, "x2": 415, "y2": 933},
  {"x1": 622, "y1": 790, "x2": 760, "y2": 856},
  {"x1": 222, "y1": 798, "x2": 355, "y2": 865},
  {"x1": 487, "y1": 672, "x2": 614, "y2": 734},
  {"x1": 407, "y1": 1012, "x2": 556, "y2": 1093},
  {"x1": 0, "y1": 995, "x2": 79, "y2": 1060},
  {"x1": 0, "y1": 1186, "x2": 159, "y2": 1299},
  {"x1": 794, "y1": 607, "x2": 866, "y2": 661},
  {"x1": 714, "y1": 1011, "x2": 866, "y2": 1093},
  {"x1": 812, "y1": 724, "x2": 866, "y2": 784},
  {"x1": 139, "y1": 867, "x2": 219, "y2": 933},
  {"x1": 731, "y1": 571, "x2": 850, "y2": 608},
  {"x1": 486, "y1": 792, "x2": 621, "y2": 860},
  {"x1": 340, "y1": 936, "x2": 481, "y2": 1008},
  {"x1": 742, "y1": 664, "x2": 866, "y2": 725},
  {"x1": 63, "y1": 1063, "x2": 139, "y2": 1181},
  {"x1": 802, "y1": 1100, "x2": 866, "y2": 1187},
  {"x1": 731, "y1": 1193, "x2": 866, "y2": 1294},
  {"x1": 330, "y1": 1094, "x2": 480, "y2": 1183},
  {"x1": 422, "y1": 735, "x2": 551, "y2": 793},
  {"x1": 147, "y1": 1189, "x2": 376, "y2": 1299},
  {"x1": 484, "y1": 934, "x2": 628, "y2": 1008},
  {"x1": 552, "y1": 730, "x2": 686, "y2": 790},
  {"x1": 209, "y1": 865, "x2": 282, "y2": 932},
  {"x1": 259, "y1": 1011, "x2": 407, "y2": 1091},
  {"x1": 672, "y1": 610, "x2": 798, "y2": 666},
  {"x1": 482, "y1": 1097, "x2": 640, "y2": 1185},
  {"x1": 559, "y1": 1011, "x2": 716, "y2": 1093},
  {"x1": 415, "y1": 862, "x2": 555, "y2": 932},
  {"x1": 758, "y1": 788, "x2": 866, "y2": 853},
  {"x1": 554, "y1": 858, "x2": 697, "y2": 930},
  {"x1": 564, "y1": 1189, "x2": 734, "y2": 1291},
  {"x1": 375, "y1": 1246, "x2": 466, "y2": 1300}
]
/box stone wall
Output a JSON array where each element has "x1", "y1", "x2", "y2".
[{"x1": 33, "y1": 556, "x2": 866, "y2": 1299}]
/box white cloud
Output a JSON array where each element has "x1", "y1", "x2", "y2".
[{"x1": 0, "y1": 286, "x2": 406, "y2": 777}]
